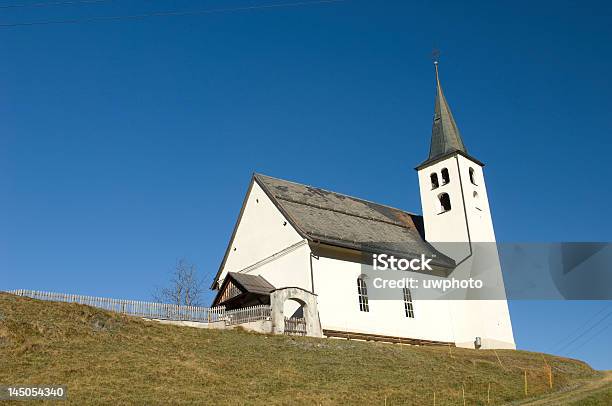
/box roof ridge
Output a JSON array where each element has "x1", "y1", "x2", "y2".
[{"x1": 253, "y1": 173, "x2": 420, "y2": 218}]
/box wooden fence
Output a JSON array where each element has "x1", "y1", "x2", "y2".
[
  {"x1": 225, "y1": 305, "x2": 271, "y2": 326},
  {"x1": 8, "y1": 289, "x2": 228, "y2": 323},
  {"x1": 284, "y1": 317, "x2": 306, "y2": 336}
]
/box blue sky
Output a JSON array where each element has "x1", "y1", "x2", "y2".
[{"x1": 1, "y1": 0, "x2": 611, "y2": 369}]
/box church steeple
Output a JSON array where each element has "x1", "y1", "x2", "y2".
[{"x1": 427, "y1": 61, "x2": 467, "y2": 162}]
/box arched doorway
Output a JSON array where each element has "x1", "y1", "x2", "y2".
[
  {"x1": 283, "y1": 298, "x2": 307, "y2": 336},
  {"x1": 284, "y1": 297, "x2": 305, "y2": 319},
  {"x1": 270, "y1": 287, "x2": 322, "y2": 337}
]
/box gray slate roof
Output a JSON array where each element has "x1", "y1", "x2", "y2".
[
  {"x1": 228, "y1": 272, "x2": 275, "y2": 295},
  {"x1": 254, "y1": 174, "x2": 455, "y2": 269}
]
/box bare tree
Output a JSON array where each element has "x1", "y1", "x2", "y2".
[{"x1": 153, "y1": 258, "x2": 205, "y2": 306}]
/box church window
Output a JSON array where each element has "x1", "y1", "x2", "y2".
[
  {"x1": 430, "y1": 173, "x2": 439, "y2": 189},
  {"x1": 357, "y1": 277, "x2": 369, "y2": 312},
  {"x1": 438, "y1": 193, "x2": 451, "y2": 213},
  {"x1": 403, "y1": 288, "x2": 414, "y2": 318},
  {"x1": 473, "y1": 191, "x2": 482, "y2": 211},
  {"x1": 469, "y1": 167, "x2": 477, "y2": 185},
  {"x1": 441, "y1": 168, "x2": 450, "y2": 185}
]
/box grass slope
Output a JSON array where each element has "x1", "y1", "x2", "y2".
[{"x1": 0, "y1": 293, "x2": 605, "y2": 405}]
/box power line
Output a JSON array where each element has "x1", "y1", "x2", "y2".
[
  {"x1": 0, "y1": 0, "x2": 347, "y2": 27},
  {"x1": 557, "y1": 310, "x2": 612, "y2": 354},
  {"x1": 0, "y1": 0, "x2": 114, "y2": 9},
  {"x1": 552, "y1": 303, "x2": 611, "y2": 352},
  {"x1": 567, "y1": 318, "x2": 612, "y2": 355}
]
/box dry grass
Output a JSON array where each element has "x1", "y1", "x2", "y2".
[
  {"x1": 0, "y1": 293, "x2": 602, "y2": 405},
  {"x1": 568, "y1": 387, "x2": 612, "y2": 405}
]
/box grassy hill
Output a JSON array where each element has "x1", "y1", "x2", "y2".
[{"x1": 0, "y1": 292, "x2": 609, "y2": 405}]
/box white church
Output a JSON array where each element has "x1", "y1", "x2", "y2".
[{"x1": 210, "y1": 63, "x2": 516, "y2": 350}]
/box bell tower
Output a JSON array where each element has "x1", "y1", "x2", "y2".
[
  {"x1": 415, "y1": 60, "x2": 516, "y2": 349},
  {"x1": 416, "y1": 60, "x2": 494, "y2": 257}
]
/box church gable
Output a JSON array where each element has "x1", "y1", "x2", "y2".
[
  {"x1": 217, "y1": 278, "x2": 242, "y2": 304},
  {"x1": 212, "y1": 178, "x2": 305, "y2": 289}
]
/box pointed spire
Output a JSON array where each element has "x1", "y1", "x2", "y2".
[{"x1": 427, "y1": 61, "x2": 467, "y2": 161}]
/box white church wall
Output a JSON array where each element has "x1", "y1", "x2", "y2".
[
  {"x1": 312, "y1": 255, "x2": 456, "y2": 343},
  {"x1": 447, "y1": 298, "x2": 515, "y2": 349},
  {"x1": 456, "y1": 154, "x2": 496, "y2": 243},
  {"x1": 217, "y1": 181, "x2": 307, "y2": 288},
  {"x1": 479, "y1": 299, "x2": 516, "y2": 349},
  {"x1": 242, "y1": 243, "x2": 313, "y2": 292},
  {"x1": 455, "y1": 155, "x2": 515, "y2": 349}
]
